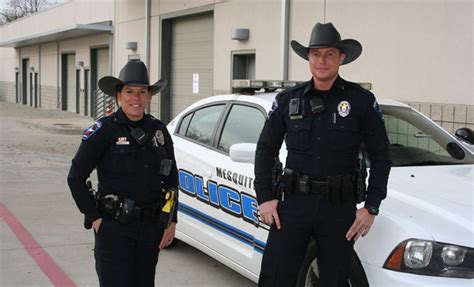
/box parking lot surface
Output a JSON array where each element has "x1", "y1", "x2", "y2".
[{"x1": 0, "y1": 101, "x2": 256, "y2": 287}]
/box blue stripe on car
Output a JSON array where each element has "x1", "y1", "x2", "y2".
[{"x1": 178, "y1": 202, "x2": 266, "y2": 253}]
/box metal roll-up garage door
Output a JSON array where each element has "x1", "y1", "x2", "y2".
[
  {"x1": 90, "y1": 47, "x2": 109, "y2": 117},
  {"x1": 170, "y1": 12, "x2": 213, "y2": 118}
]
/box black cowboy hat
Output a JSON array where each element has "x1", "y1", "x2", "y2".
[
  {"x1": 291, "y1": 22, "x2": 362, "y2": 65},
  {"x1": 98, "y1": 59, "x2": 167, "y2": 97}
]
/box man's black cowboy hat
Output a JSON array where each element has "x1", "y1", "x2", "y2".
[
  {"x1": 98, "y1": 59, "x2": 167, "y2": 97},
  {"x1": 291, "y1": 22, "x2": 362, "y2": 65}
]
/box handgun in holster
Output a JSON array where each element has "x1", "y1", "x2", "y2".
[
  {"x1": 160, "y1": 188, "x2": 178, "y2": 228},
  {"x1": 84, "y1": 180, "x2": 98, "y2": 230},
  {"x1": 356, "y1": 153, "x2": 368, "y2": 203}
]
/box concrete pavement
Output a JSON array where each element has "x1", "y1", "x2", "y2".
[{"x1": 0, "y1": 102, "x2": 256, "y2": 287}]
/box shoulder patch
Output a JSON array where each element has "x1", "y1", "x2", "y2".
[
  {"x1": 82, "y1": 121, "x2": 102, "y2": 141},
  {"x1": 267, "y1": 99, "x2": 279, "y2": 119},
  {"x1": 373, "y1": 99, "x2": 384, "y2": 122}
]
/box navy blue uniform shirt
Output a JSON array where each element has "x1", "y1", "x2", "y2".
[
  {"x1": 254, "y1": 76, "x2": 391, "y2": 208},
  {"x1": 67, "y1": 108, "x2": 178, "y2": 223}
]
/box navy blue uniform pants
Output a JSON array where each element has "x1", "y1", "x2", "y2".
[
  {"x1": 94, "y1": 218, "x2": 165, "y2": 287},
  {"x1": 258, "y1": 194, "x2": 356, "y2": 287}
]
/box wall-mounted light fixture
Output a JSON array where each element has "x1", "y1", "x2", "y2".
[
  {"x1": 77, "y1": 60, "x2": 84, "y2": 67},
  {"x1": 231, "y1": 28, "x2": 250, "y2": 41},
  {"x1": 30, "y1": 67, "x2": 35, "y2": 72},
  {"x1": 128, "y1": 54, "x2": 141, "y2": 60},
  {"x1": 14, "y1": 67, "x2": 19, "y2": 72},
  {"x1": 125, "y1": 41, "x2": 138, "y2": 51}
]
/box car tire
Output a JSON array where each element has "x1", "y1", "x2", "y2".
[{"x1": 296, "y1": 241, "x2": 369, "y2": 287}]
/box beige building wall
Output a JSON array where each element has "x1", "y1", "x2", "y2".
[
  {"x1": 40, "y1": 43, "x2": 59, "y2": 109},
  {"x1": 0, "y1": 0, "x2": 114, "y2": 45},
  {"x1": 0, "y1": 0, "x2": 472, "y2": 131},
  {"x1": 213, "y1": 0, "x2": 284, "y2": 95},
  {"x1": 287, "y1": 0, "x2": 473, "y2": 132},
  {"x1": 0, "y1": 48, "x2": 18, "y2": 102},
  {"x1": 289, "y1": 0, "x2": 473, "y2": 106}
]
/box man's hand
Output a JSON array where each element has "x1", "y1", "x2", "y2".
[
  {"x1": 92, "y1": 218, "x2": 103, "y2": 233},
  {"x1": 259, "y1": 199, "x2": 281, "y2": 229},
  {"x1": 346, "y1": 208, "x2": 375, "y2": 241},
  {"x1": 159, "y1": 222, "x2": 176, "y2": 250}
]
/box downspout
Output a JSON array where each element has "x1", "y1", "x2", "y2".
[
  {"x1": 57, "y1": 42, "x2": 60, "y2": 109},
  {"x1": 145, "y1": 0, "x2": 151, "y2": 69},
  {"x1": 145, "y1": 0, "x2": 151, "y2": 113},
  {"x1": 282, "y1": 0, "x2": 290, "y2": 80},
  {"x1": 38, "y1": 44, "x2": 41, "y2": 107}
]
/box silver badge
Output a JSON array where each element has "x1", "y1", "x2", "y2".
[
  {"x1": 337, "y1": 101, "x2": 351, "y2": 117},
  {"x1": 154, "y1": 130, "x2": 165, "y2": 146}
]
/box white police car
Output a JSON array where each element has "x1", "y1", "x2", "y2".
[{"x1": 167, "y1": 80, "x2": 474, "y2": 286}]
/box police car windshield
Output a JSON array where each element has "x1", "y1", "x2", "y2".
[{"x1": 381, "y1": 105, "x2": 474, "y2": 166}]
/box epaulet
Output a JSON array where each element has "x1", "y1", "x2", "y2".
[
  {"x1": 344, "y1": 80, "x2": 373, "y2": 97},
  {"x1": 146, "y1": 114, "x2": 163, "y2": 124},
  {"x1": 277, "y1": 81, "x2": 306, "y2": 98}
]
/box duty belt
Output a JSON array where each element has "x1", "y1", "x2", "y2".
[
  {"x1": 295, "y1": 174, "x2": 328, "y2": 194},
  {"x1": 98, "y1": 195, "x2": 161, "y2": 223}
]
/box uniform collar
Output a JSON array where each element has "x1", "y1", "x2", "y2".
[
  {"x1": 303, "y1": 76, "x2": 345, "y2": 98},
  {"x1": 114, "y1": 108, "x2": 145, "y2": 126}
]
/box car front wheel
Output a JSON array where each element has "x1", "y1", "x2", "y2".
[{"x1": 296, "y1": 241, "x2": 369, "y2": 287}]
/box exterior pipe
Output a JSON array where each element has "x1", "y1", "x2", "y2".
[
  {"x1": 145, "y1": 0, "x2": 151, "y2": 69},
  {"x1": 145, "y1": 0, "x2": 151, "y2": 113},
  {"x1": 282, "y1": 0, "x2": 290, "y2": 80}
]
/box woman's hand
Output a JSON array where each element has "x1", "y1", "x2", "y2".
[{"x1": 159, "y1": 222, "x2": 176, "y2": 250}]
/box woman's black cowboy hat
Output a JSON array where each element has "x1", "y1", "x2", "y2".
[
  {"x1": 98, "y1": 59, "x2": 167, "y2": 97},
  {"x1": 291, "y1": 22, "x2": 362, "y2": 65}
]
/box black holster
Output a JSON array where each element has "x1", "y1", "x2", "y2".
[
  {"x1": 355, "y1": 169, "x2": 368, "y2": 203},
  {"x1": 281, "y1": 168, "x2": 296, "y2": 194}
]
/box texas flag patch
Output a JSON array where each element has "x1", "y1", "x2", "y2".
[{"x1": 82, "y1": 121, "x2": 102, "y2": 141}]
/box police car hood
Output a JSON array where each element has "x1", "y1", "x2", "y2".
[{"x1": 385, "y1": 164, "x2": 474, "y2": 247}]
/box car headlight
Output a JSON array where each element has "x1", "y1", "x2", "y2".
[{"x1": 383, "y1": 239, "x2": 474, "y2": 278}]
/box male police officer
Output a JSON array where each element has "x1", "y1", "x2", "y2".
[{"x1": 254, "y1": 22, "x2": 391, "y2": 286}]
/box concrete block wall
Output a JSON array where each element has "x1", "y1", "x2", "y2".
[
  {"x1": 41, "y1": 85, "x2": 59, "y2": 110},
  {"x1": 0, "y1": 81, "x2": 15, "y2": 102},
  {"x1": 405, "y1": 101, "x2": 474, "y2": 134}
]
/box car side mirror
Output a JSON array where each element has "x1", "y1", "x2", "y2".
[
  {"x1": 454, "y1": 127, "x2": 474, "y2": 144},
  {"x1": 229, "y1": 143, "x2": 257, "y2": 164}
]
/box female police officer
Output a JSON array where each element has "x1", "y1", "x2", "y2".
[{"x1": 67, "y1": 59, "x2": 178, "y2": 287}]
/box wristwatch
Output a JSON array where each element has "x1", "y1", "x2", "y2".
[{"x1": 365, "y1": 205, "x2": 379, "y2": 216}]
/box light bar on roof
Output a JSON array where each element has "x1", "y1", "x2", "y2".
[{"x1": 232, "y1": 79, "x2": 265, "y2": 89}]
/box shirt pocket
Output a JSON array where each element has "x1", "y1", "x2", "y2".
[
  {"x1": 327, "y1": 118, "x2": 361, "y2": 152},
  {"x1": 110, "y1": 145, "x2": 137, "y2": 175},
  {"x1": 285, "y1": 118, "x2": 312, "y2": 151}
]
